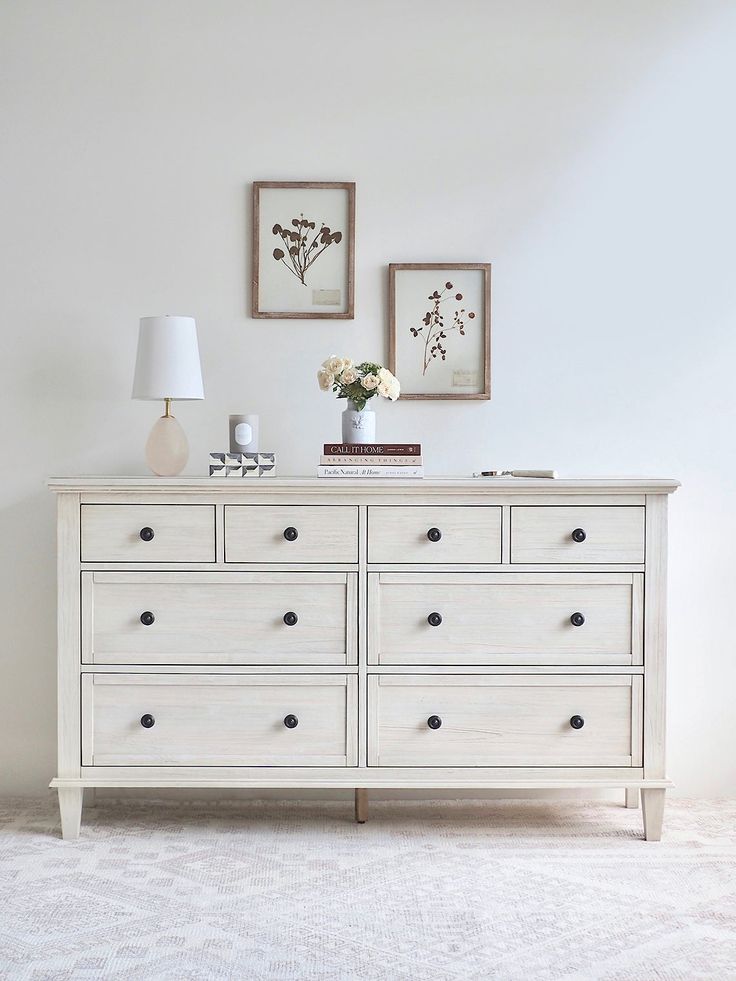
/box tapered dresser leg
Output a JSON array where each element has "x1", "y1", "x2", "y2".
[
  {"x1": 355, "y1": 789, "x2": 368, "y2": 824},
  {"x1": 58, "y1": 787, "x2": 83, "y2": 840},
  {"x1": 625, "y1": 788, "x2": 639, "y2": 809},
  {"x1": 641, "y1": 788, "x2": 665, "y2": 841}
]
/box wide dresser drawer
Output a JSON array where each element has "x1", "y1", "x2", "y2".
[
  {"x1": 81, "y1": 505, "x2": 215, "y2": 563},
  {"x1": 368, "y1": 506, "x2": 502, "y2": 564},
  {"x1": 368, "y1": 675, "x2": 641, "y2": 767},
  {"x1": 510, "y1": 506, "x2": 645, "y2": 564},
  {"x1": 82, "y1": 674, "x2": 357, "y2": 766},
  {"x1": 83, "y1": 572, "x2": 356, "y2": 665},
  {"x1": 370, "y1": 573, "x2": 641, "y2": 665},
  {"x1": 225, "y1": 505, "x2": 358, "y2": 562}
]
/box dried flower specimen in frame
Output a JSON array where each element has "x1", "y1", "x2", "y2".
[
  {"x1": 252, "y1": 182, "x2": 355, "y2": 319},
  {"x1": 389, "y1": 263, "x2": 491, "y2": 399}
]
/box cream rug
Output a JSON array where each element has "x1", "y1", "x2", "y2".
[{"x1": 0, "y1": 797, "x2": 734, "y2": 980}]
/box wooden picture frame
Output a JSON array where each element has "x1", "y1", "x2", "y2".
[
  {"x1": 389, "y1": 263, "x2": 491, "y2": 399},
  {"x1": 252, "y1": 181, "x2": 355, "y2": 319}
]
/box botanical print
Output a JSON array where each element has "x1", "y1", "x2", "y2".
[
  {"x1": 272, "y1": 216, "x2": 342, "y2": 286},
  {"x1": 409, "y1": 281, "x2": 476, "y2": 375},
  {"x1": 252, "y1": 182, "x2": 355, "y2": 319},
  {"x1": 389, "y1": 264, "x2": 490, "y2": 399}
]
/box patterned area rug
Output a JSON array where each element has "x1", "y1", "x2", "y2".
[{"x1": 0, "y1": 797, "x2": 734, "y2": 980}]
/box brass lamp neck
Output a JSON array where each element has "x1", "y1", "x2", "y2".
[{"x1": 164, "y1": 398, "x2": 172, "y2": 418}]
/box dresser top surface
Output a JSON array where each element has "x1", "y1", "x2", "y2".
[{"x1": 48, "y1": 476, "x2": 680, "y2": 495}]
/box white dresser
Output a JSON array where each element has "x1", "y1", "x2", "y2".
[{"x1": 49, "y1": 476, "x2": 678, "y2": 840}]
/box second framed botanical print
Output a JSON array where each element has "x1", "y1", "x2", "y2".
[
  {"x1": 252, "y1": 181, "x2": 355, "y2": 319},
  {"x1": 389, "y1": 263, "x2": 491, "y2": 399}
]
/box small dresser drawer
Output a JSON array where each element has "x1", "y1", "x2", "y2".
[
  {"x1": 368, "y1": 506, "x2": 501, "y2": 564},
  {"x1": 510, "y1": 506, "x2": 645, "y2": 564},
  {"x1": 81, "y1": 505, "x2": 215, "y2": 563},
  {"x1": 83, "y1": 572, "x2": 356, "y2": 665},
  {"x1": 368, "y1": 675, "x2": 641, "y2": 767},
  {"x1": 83, "y1": 674, "x2": 356, "y2": 766},
  {"x1": 225, "y1": 506, "x2": 358, "y2": 563},
  {"x1": 370, "y1": 573, "x2": 640, "y2": 665}
]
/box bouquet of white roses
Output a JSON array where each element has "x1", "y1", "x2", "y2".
[{"x1": 317, "y1": 356, "x2": 400, "y2": 411}]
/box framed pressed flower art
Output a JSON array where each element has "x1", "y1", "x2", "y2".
[
  {"x1": 252, "y1": 181, "x2": 355, "y2": 319},
  {"x1": 388, "y1": 263, "x2": 491, "y2": 399}
]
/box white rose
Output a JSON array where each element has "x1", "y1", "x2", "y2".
[
  {"x1": 322, "y1": 355, "x2": 347, "y2": 375},
  {"x1": 317, "y1": 369, "x2": 335, "y2": 391},
  {"x1": 361, "y1": 373, "x2": 379, "y2": 390},
  {"x1": 378, "y1": 367, "x2": 396, "y2": 385},
  {"x1": 378, "y1": 378, "x2": 401, "y2": 402},
  {"x1": 340, "y1": 367, "x2": 358, "y2": 385}
]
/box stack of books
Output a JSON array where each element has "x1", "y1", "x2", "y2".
[{"x1": 317, "y1": 443, "x2": 423, "y2": 478}]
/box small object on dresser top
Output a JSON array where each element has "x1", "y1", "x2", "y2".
[
  {"x1": 209, "y1": 452, "x2": 276, "y2": 477},
  {"x1": 229, "y1": 414, "x2": 259, "y2": 453},
  {"x1": 474, "y1": 469, "x2": 558, "y2": 478},
  {"x1": 324, "y1": 442, "x2": 421, "y2": 456},
  {"x1": 317, "y1": 464, "x2": 424, "y2": 478},
  {"x1": 321, "y1": 455, "x2": 422, "y2": 466}
]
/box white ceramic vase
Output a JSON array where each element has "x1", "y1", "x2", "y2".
[{"x1": 341, "y1": 399, "x2": 376, "y2": 444}]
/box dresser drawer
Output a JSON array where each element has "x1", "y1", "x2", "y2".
[
  {"x1": 81, "y1": 505, "x2": 216, "y2": 563},
  {"x1": 83, "y1": 572, "x2": 356, "y2": 665},
  {"x1": 368, "y1": 675, "x2": 641, "y2": 767},
  {"x1": 225, "y1": 506, "x2": 358, "y2": 563},
  {"x1": 510, "y1": 506, "x2": 645, "y2": 564},
  {"x1": 370, "y1": 573, "x2": 640, "y2": 665},
  {"x1": 368, "y1": 506, "x2": 501, "y2": 564},
  {"x1": 82, "y1": 674, "x2": 357, "y2": 766}
]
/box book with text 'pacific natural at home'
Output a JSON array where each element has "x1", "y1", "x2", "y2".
[
  {"x1": 323, "y1": 443, "x2": 421, "y2": 456},
  {"x1": 321, "y1": 455, "x2": 423, "y2": 466},
  {"x1": 317, "y1": 465, "x2": 424, "y2": 478}
]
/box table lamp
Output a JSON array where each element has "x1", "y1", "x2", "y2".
[{"x1": 132, "y1": 316, "x2": 204, "y2": 476}]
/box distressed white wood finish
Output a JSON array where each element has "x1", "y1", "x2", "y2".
[
  {"x1": 49, "y1": 476, "x2": 678, "y2": 495},
  {"x1": 82, "y1": 504, "x2": 215, "y2": 562},
  {"x1": 57, "y1": 787, "x2": 83, "y2": 841},
  {"x1": 641, "y1": 787, "x2": 666, "y2": 841},
  {"x1": 368, "y1": 505, "x2": 502, "y2": 564},
  {"x1": 84, "y1": 572, "x2": 355, "y2": 665},
  {"x1": 53, "y1": 767, "x2": 671, "y2": 789},
  {"x1": 371, "y1": 573, "x2": 639, "y2": 665},
  {"x1": 368, "y1": 675, "x2": 640, "y2": 767},
  {"x1": 83, "y1": 674, "x2": 356, "y2": 767},
  {"x1": 50, "y1": 477, "x2": 677, "y2": 841},
  {"x1": 511, "y1": 506, "x2": 645, "y2": 564},
  {"x1": 57, "y1": 493, "x2": 81, "y2": 786},
  {"x1": 225, "y1": 504, "x2": 358, "y2": 563},
  {"x1": 643, "y1": 494, "x2": 668, "y2": 781}
]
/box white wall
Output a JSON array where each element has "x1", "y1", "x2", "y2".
[{"x1": 1, "y1": 0, "x2": 735, "y2": 797}]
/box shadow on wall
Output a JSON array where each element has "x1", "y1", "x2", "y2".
[{"x1": 0, "y1": 492, "x2": 57, "y2": 794}]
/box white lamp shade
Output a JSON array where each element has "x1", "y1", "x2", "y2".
[{"x1": 132, "y1": 316, "x2": 204, "y2": 401}]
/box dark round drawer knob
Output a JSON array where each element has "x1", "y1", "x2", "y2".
[
  {"x1": 427, "y1": 715, "x2": 442, "y2": 730},
  {"x1": 427, "y1": 527, "x2": 442, "y2": 543},
  {"x1": 283, "y1": 526, "x2": 299, "y2": 542},
  {"x1": 571, "y1": 528, "x2": 587, "y2": 543},
  {"x1": 283, "y1": 611, "x2": 298, "y2": 626},
  {"x1": 570, "y1": 715, "x2": 585, "y2": 730},
  {"x1": 140, "y1": 714, "x2": 155, "y2": 729},
  {"x1": 139, "y1": 527, "x2": 155, "y2": 542},
  {"x1": 570, "y1": 612, "x2": 585, "y2": 627},
  {"x1": 283, "y1": 714, "x2": 299, "y2": 729},
  {"x1": 427, "y1": 612, "x2": 443, "y2": 627},
  {"x1": 140, "y1": 611, "x2": 155, "y2": 626}
]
